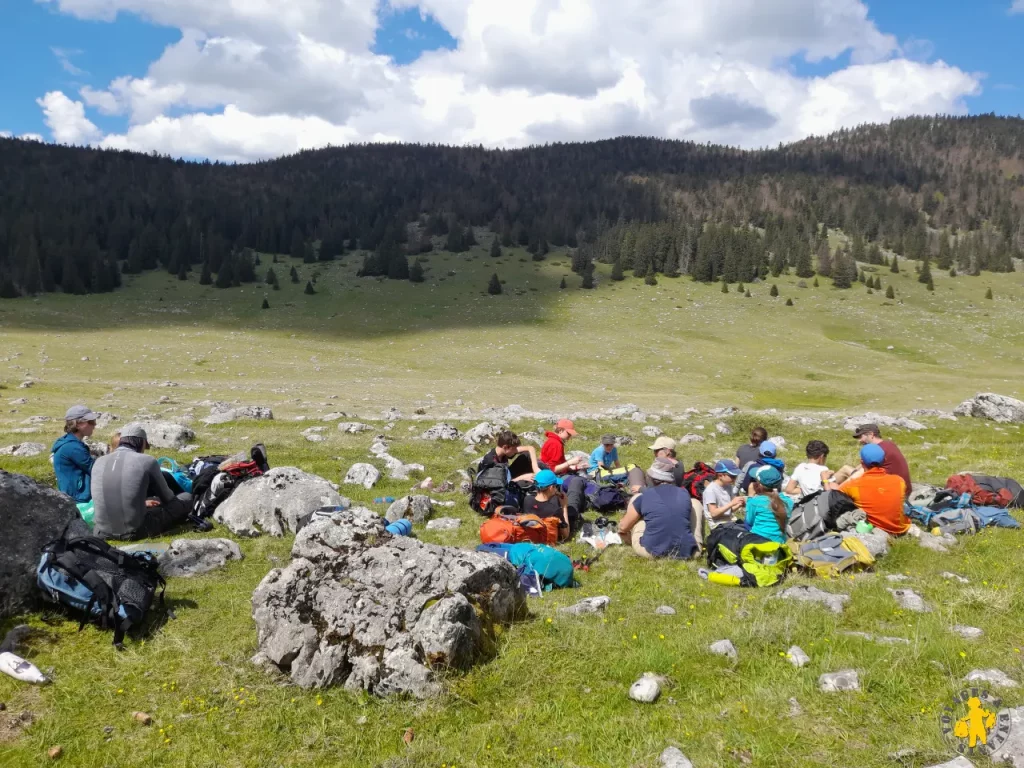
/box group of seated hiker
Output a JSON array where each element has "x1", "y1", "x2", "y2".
[{"x1": 51, "y1": 405, "x2": 192, "y2": 540}]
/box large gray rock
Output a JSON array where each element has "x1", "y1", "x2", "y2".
[
  {"x1": 124, "y1": 420, "x2": 195, "y2": 450},
  {"x1": 990, "y1": 706, "x2": 1024, "y2": 767},
  {"x1": 775, "y1": 586, "x2": 849, "y2": 614},
  {"x1": 709, "y1": 639, "x2": 738, "y2": 661},
  {"x1": 158, "y1": 538, "x2": 243, "y2": 578},
  {"x1": 954, "y1": 393, "x2": 1024, "y2": 423},
  {"x1": 420, "y1": 423, "x2": 461, "y2": 441},
  {"x1": 385, "y1": 495, "x2": 434, "y2": 524},
  {"x1": 559, "y1": 596, "x2": 610, "y2": 616},
  {"x1": 214, "y1": 467, "x2": 346, "y2": 537},
  {"x1": 0, "y1": 442, "x2": 47, "y2": 457},
  {"x1": 841, "y1": 528, "x2": 891, "y2": 559},
  {"x1": 343, "y1": 463, "x2": 381, "y2": 490},
  {"x1": 1, "y1": 471, "x2": 82, "y2": 617},
  {"x1": 337, "y1": 422, "x2": 372, "y2": 434},
  {"x1": 843, "y1": 412, "x2": 927, "y2": 431},
  {"x1": 463, "y1": 422, "x2": 505, "y2": 446},
  {"x1": 204, "y1": 405, "x2": 274, "y2": 425},
  {"x1": 660, "y1": 747, "x2": 694, "y2": 768},
  {"x1": 963, "y1": 669, "x2": 1019, "y2": 688},
  {"x1": 250, "y1": 507, "x2": 524, "y2": 696}
]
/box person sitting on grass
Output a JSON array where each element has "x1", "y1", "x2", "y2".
[
  {"x1": 478, "y1": 430, "x2": 540, "y2": 480},
  {"x1": 703, "y1": 460, "x2": 745, "y2": 529},
  {"x1": 735, "y1": 440, "x2": 785, "y2": 495},
  {"x1": 521, "y1": 469, "x2": 570, "y2": 542},
  {"x1": 628, "y1": 436, "x2": 684, "y2": 492},
  {"x1": 785, "y1": 440, "x2": 832, "y2": 500},
  {"x1": 741, "y1": 465, "x2": 793, "y2": 544},
  {"x1": 588, "y1": 434, "x2": 622, "y2": 475},
  {"x1": 540, "y1": 419, "x2": 586, "y2": 475},
  {"x1": 736, "y1": 426, "x2": 769, "y2": 468},
  {"x1": 617, "y1": 458, "x2": 699, "y2": 560},
  {"x1": 52, "y1": 405, "x2": 99, "y2": 503},
  {"x1": 91, "y1": 425, "x2": 193, "y2": 541},
  {"x1": 828, "y1": 443, "x2": 910, "y2": 536}
]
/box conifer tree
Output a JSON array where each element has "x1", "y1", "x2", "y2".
[
  {"x1": 559, "y1": 277, "x2": 567, "y2": 290},
  {"x1": 795, "y1": 245, "x2": 814, "y2": 278},
  {"x1": 610, "y1": 256, "x2": 624, "y2": 281},
  {"x1": 785, "y1": 298, "x2": 794, "y2": 306},
  {"x1": 581, "y1": 262, "x2": 595, "y2": 289},
  {"x1": 918, "y1": 255, "x2": 932, "y2": 285},
  {"x1": 177, "y1": 262, "x2": 188, "y2": 281},
  {"x1": 304, "y1": 281, "x2": 316, "y2": 295},
  {"x1": 266, "y1": 267, "x2": 278, "y2": 287},
  {"x1": 885, "y1": 285, "x2": 895, "y2": 299},
  {"x1": 199, "y1": 261, "x2": 212, "y2": 285},
  {"x1": 487, "y1": 273, "x2": 502, "y2": 295},
  {"x1": 387, "y1": 255, "x2": 410, "y2": 280},
  {"x1": 645, "y1": 273, "x2": 657, "y2": 286},
  {"x1": 813, "y1": 277, "x2": 819, "y2": 287},
  {"x1": 215, "y1": 254, "x2": 234, "y2": 289},
  {"x1": 985, "y1": 287, "x2": 993, "y2": 299},
  {"x1": 290, "y1": 228, "x2": 304, "y2": 261},
  {"x1": 490, "y1": 238, "x2": 501, "y2": 258},
  {"x1": 890, "y1": 255, "x2": 899, "y2": 274},
  {"x1": 409, "y1": 260, "x2": 425, "y2": 283},
  {"x1": 721, "y1": 278, "x2": 729, "y2": 294},
  {"x1": 769, "y1": 284, "x2": 779, "y2": 297},
  {"x1": 745, "y1": 289, "x2": 752, "y2": 298},
  {"x1": 926, "y1": 278, "x2": 934, "y2": 292},
  {"x1": 261, "y1": 298, "x2": 269, "y2": 309},
  {"x1": 816, "y1": 240, "x2": 833, "y2": 277},
  {"x1": 290, "y1": 266, "x2": 299, "y2": 284},
  {"x1": 0, "y1": 276, "x2": 19, "y2": 298},
  {"x1": 949, "y1": 267, "x2": 957, "y2": 278},
  {"x1": 737, "y1": 282, "x2": 745, "y2": 293}
]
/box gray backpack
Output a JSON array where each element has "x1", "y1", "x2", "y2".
[{"x1": 787, "y1": 492, "x2": 831, "y2": 541}]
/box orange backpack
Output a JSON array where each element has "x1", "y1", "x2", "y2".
[{"x1": 480, "y1": 514, "x2": 561, "y2": 545}]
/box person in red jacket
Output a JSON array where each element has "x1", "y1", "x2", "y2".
[{"x1": 540, "y1": 419, "x2": 586, "y2": 475}]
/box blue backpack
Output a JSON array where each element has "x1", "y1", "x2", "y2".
[{"x1": 37, "y1": 529, "x2": 165, "y2": 648}]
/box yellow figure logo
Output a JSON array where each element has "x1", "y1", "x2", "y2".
[{"x1": 953, "y1": 697, "x2": 997, "y2": 748}]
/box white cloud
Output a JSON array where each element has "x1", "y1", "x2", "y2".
[
  {"x1": 1011, "y1": 0, "x2": 1024, "y2": 14},
  {"x1": 36, "y1": 91, "x2": 102, "y2": 144},
  {"x1": 34, "y1": 0, "x2": 983, "y2": 161},
  {"x1": 51, "y1": 46, "x2": 87, "y2": 76}
]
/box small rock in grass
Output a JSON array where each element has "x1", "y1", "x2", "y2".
[
  {"x1": 356, "y1": 715, "x2": 368, "y2": 725},
  {"x1": 885, "y1": 574, "x2": 910, "y2": 582},
  {"x1": 47, "y1": 746, "x2": 62, "y2": 760},
  {"x1": 842, "y1": 631, "x2": 910, "y2": 646},
  {"x1": 425, "y1": 517, "x2": 461, "y2": 531},
  {"x1": 918, "y1": 532, "x2": 954, "y2": 554},
  {"x1": 629, "y1": 673, "x2": 662, "y2": 703},
  {"x1": 709, "y1": 639, "x2": 738, "y2": 661},
  {"x1": 787, "y1": 646, "x2": 810, "y2": 668},
  {"x1": 102, "y1": 726, "x2": 113, "y2": 735},
  {"x1": 951, "y1": 625, "x2": 984, "y2": 640},
  {"x1": 941, "y1": 572, "x2": 969, "y2": 584},
  {"x1": 559, "y1": 596, "x2": 610, "y2": 616},
  {"x1": 888, "y1": 588, "x2": 931, "y2": 613},
  {"x1": 776, "y1": 585, "x2": 849, "y2": 614},
  {"x1": 660, "y1": 746, "x2": 694, "y2": 767},
  {"x1": 787, "y1": 697, "x2": 803, "y2": 717},
  {"x1": 654, "y1": 605, "x2": 676, "y2": 616},
  {"x1": 963, "y1": 669, "x2": 1019, "y2": 688},
  {"x1": 818, "y1": 670, "x2": 860, "y2": 693},
  {"x1": 344, "y1": 463, "x2": 381, "y2": 490},
  {"x1": 132, "y1": 711, "x2": 153, "y2": 725},
  {"x1": 922, "y1": 757, "x2": 974, "y2": 768}
]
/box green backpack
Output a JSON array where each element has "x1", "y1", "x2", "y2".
[{"x1": 705, "y1": 523, "x2": 793, "y2": 588}]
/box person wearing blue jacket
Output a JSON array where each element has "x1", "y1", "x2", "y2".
[{"x1": 51, "y1": 405, "x2": 98, "y2": 502}]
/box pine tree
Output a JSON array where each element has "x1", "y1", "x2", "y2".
[
  {"x1": 261, "y1": 298, "x2": 270, "y2": 309},
  {"x1": 890, "y1": 255, "x2": 900, "y2": 274},
  {"x1": 769, "y1": 284, "x2": 779, "y2": 297},
  {"x1": 737, "y1": 282, "x2": 745, "y2": 293},
  {"x1": 304, "y1": 281, "x2": 316, "y2": 295},
  {"x1": 949, "y1": 267, "x2": 957, "y2": 278},
  {"x1": 490, "y1": 238, "x2": 501, "y2": 258},
  {"x1": 387, "y1": 255, "x2": 410, "y2": 280},
  {"x1": 581, "y1": 262, "x2": 595, "y2": 289},
  {"x1": 266, "y1": 267, "x2": 278, "y2": 287},
  {"x1": 177, "y1": 262, "x2": 188, "y2": 281},
  {"x1": 813, "y1": 277, "x2": 819, "y2": 287},
  {"x1": 885, "y1": 285, "x2": 895, "y2": 299},
  {"x1": 918, "y1": 255, "x2": 932, "y2": 285},
  {"x1": 785, "y1": 298, "x2": 794, "y2": 306},
  {"x1": 937, "y1": 232, "x2": 952, "y2": 270},
  {"x1": 409, "y1": 261, "x2": 425, "y2": 283},
  {"x1": 985, "y1": 288, "x2": 993, "y2": 299},
  {"x1": 610, "y1": 256, "x2": 624, "y2": 281},
  {"x1": 816, "y1": 240, "x2": 833, "y2": 277},
  {"x1": 745, "y1": 289, "x2": 752, "y2": 298},
  {"x1": 199, "y1": 261, "x2": 213, "y2": 285},
  {"x1": 487, "y1": 273, "x2": 502, "y2": 295},
  {"x1": 303, "y1": 241, "x2": 316, "y2": 264},
  {"x1": 290, "y1": 266, "x2": 299, "y2": 284},
  {"x1": 215, "y1": 254, "x2": 234, "y2": 289},
  {"x1": 795, "y1": 245, "x2": 814, "y2": 278},
  {"x1": 559, "y1": 277, "x2": 567, "y2": 290},
  {"x1": 721, "y1": 278, "x2": 729, "y2": 294},
  {"x1": 645, "y1": 273, "x2": 657, "y2": 286}
]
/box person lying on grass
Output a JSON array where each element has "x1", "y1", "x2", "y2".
[
  {"x1": 478, "y1": 430, "x2": 540, "y2": 480},
  {"x1": 827, "y1": 443, "x2": 911, "y2": 536},
  {"x1": 703, "y1": 460, "x2": 745, "y2": 529},
  {"x1": 785, "y1": 439, "x2": 832, "y2": 500},
  {"x1": 741, "y1": 465, "x2": 793, "y2": 544},
  {"x1": 617, "y1": 459, "x2": 699, "y2": 559},
  {"x1": 521, "y1": 469, "x2": 571, "y2": 542}
]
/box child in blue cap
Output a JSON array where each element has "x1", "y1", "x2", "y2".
[{"x1": 742, "y1": 465, "x2": 793, "y2": 544}]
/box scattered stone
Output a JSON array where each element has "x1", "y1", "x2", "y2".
[
  {"x1": 337, "y1": 422, "x2": 372, "y2": 434},
  {"x1": 630, "y1": 411, "x2": 648, "y2": 423},
  {"x1": 990, "y1": 706, "x2": 1024, "y2": 766},
  {"x1": 381, "y1": 407, "x2": 402, "y2": 422},
  {"x1": 919, "y1": 532, "x2": 955, "y2": 554},
  {"x1": 463, "y1": 422, "x2": 505, "y2": 445},
  {"x1": 954, "y1": 392, "x2": 1024, "y2": 423},
  {"x1": 921, "y1": 758, "x2": 974, "y2": 768},
  {"x1": 420, "y1": 423, "x2": 461, "y2": 441},
  {"x1": 888, "y1": 588, "x2": 931, "y2": 613},
  {"x1": 47, "y1": 746, "x2": 63, "y2": 760},
  {"x1": 885, "y1": 574, "x2": 911, "y2": 582},
  {"x1": 788, "y1": 697, "x2": 803, "y2": 717},
  {"x1": 679, "y1": 434, "x2": 705, "y2": 444},
  {"x1": 344, "y1": 463, "x2": 381, "y2": 490},
  {"x1": 1, "y1": 471, "x2": 83, "y2": 618},
  {"x1": 660, "y1": 746, "x2": 694, "y2": 768},
  {"x1": 157, "y1": 538, "x2": 243, "y2": 578},
  {"x1": 842, "y1": 631, "x2": 910, "y2": 646},
  {"x1": 963, "y1": 669, "x2": 1019, "y2": 688},
  {"x1": 818, "y1": 670, "x2": 860, "y2": 693},
  {"x1": 425, "y1": 517, "x2": 462, "y2": 531},
  {"x1": 641, "y1": 425, "x2": 663, "y2": 438},
  {"x1": 385, "y1": 495, "x2": 434, "y2": 524},
  {"x1": 842, "y1": 528, "x2": 891, "y2": 558},
  {"x1": 941, "y1": 572, "x2": 969, "y2": 584},
  {"x1": 10, "y1": 398, "x2": 28, "y2": 405},
  {"x1": 709, "y1": 639, "x2": 738, "y2": 661},
  {"x1": 715, "y1": 422, "x2": 732, "y2": 435},
  {"x1": 204, "y1": 405, "x2": 274, "y2": 424},
  {"x1": 708, "y1": 407, "x2": 737, "y2": 418},
  {"x1": 123, "y1": 421, "x2": 195, "y2": 450},
  {"x1": 784, "y1": 646, "x2": 809, "y2": 668},
  {"x1": 132, "y1": 712, "x2": 153, "y2": 725},
  {"x1": 951, "y1": 625, "x2": 984, "y2": 640},
  {"x1": 304, "y1": 434, "x2": 326, "y2": 443},
  {"x1": 654, "y1": 605, "x2": 676, "y2": 616},
  {"x1": 214, "y1": 467, "x2": 347, "y2": 537},
  {"x1": 843, "y1": 412, "x2": 927, "y2": 432},
  {"x1": 776, "y1": 585, "x2": 849, "y2": 614},
  {"x1": 250, "y1": 508, "x2": 524, "y2": 696},
  {"x1": 321, "y1": 412, "x2": 346, "y2": 422},
  {"x1": 559, "y1": 596, "x2": 610, "y2": 616},
  {"x1": 628, "y1": 673, "x2": 662, "y2": 703},
  {"x1": 0, "y1": 442, "x2": 47, "y2": 457}
]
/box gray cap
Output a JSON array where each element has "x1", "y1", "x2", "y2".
[
  {"x1": 65, "y1": 405, "x2": 98, "y2": 422},
  {"x1": 120, "y1": 423, "x2": 148, "y2": 440},
  {"x1": 601, "y1": 433, "x2": 616, "y2": 445}
]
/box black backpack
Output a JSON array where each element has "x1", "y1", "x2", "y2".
[
  {"x1": 469, "y1": 465, "x2": 524, "y2": 516},
  {"x1": 587, "y1": 483, "x2": 627, "y2": 513},
  {"x1": 37, "y1": 529, "x2": 165, "y2": 648}
]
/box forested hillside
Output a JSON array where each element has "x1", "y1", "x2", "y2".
[{"x1": 0, "y1": 114, "x2": 1022, "y2": 297}]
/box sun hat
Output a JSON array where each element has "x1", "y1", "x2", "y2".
[
  {"x1": 751, "y1": 465, "x2": 783, "y2": 490},
  {"x1": 555, "y1": 419, "x2": 577, "y2": 436},
  {"x1": 713, "y1": 459, "x2": 740, "y2": 476},
  {"x1": 534, "y1": 469, "x2": 560, "y2": 489},
  {"x1": 649, "y1": 435, "x2": 677, "y2": 452},
  {"x1": 860, "y1": 443, "x2": 885, "y2": 467}
]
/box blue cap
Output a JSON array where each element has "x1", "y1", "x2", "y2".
[
  {"x1": 860, "y1": 443, "x2": 885, "y2": 467},
  {"x1": 751, "y1": 465, "x2": 783, "y2": 490},
  {"x1": 534, "y1": 469, "x2": 560, "y2": 489},
  {"x1": 759, "y1": 441, "x2": 777, "y2": 458},
  {"x1": 713, "y1": 459, "x2": 740, "y2": 476}
]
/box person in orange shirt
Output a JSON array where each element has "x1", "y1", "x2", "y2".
[{"x1": 829, "y1": 443, "x2": 910, "y2": 535}]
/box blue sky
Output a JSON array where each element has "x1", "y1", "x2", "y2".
[{"x1": 1, "y1": 0, "x2": 1021, "y2": 158}]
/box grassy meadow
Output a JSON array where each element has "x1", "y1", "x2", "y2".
[{"x1": 1, "y1": 240, "x2": 1024, "y2": 768}]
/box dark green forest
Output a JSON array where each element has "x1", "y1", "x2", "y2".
[{"x1": 0, "y1": 114, "x2": 1022, "y2": 297}]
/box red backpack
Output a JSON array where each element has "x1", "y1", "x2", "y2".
[
  {"x1": 946, "y1": 474, "x2": 1015, "y2": 508},
  {"x1": 682, "y1": 462, "x2": 718, "y2": 500}
]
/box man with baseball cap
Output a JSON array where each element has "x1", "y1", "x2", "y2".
[
  {"x1": 829, "y1": 443, "x2": 910, "y2": 535},
  {"x1": 91, "y1": 424, "x2": 192, "y2": 540},
  {"x1": 540, "y1": 419, "x2": 585, "y2": 475},
  {"x1": 52, "y1": 404, "x2": 99, "y2": 502},
  {"x1": 850, "y1": 423, "x2": 912, "y2": 497}
]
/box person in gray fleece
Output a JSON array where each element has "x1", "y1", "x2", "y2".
[{"x1": 91, "y1": 424, "x2": 192, "y2": 540}]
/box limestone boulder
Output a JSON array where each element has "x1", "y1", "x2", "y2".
[
  {"x1": 214, "y1": 467, "x2": 346, "y2": 537},
  {"x1": 954, "y1": 393, "x2": 1024, "y2": 423},
  {"x1": 124, "y1": 421, "x2": 195, "y2": 450},
  {"x1": 158, "y1": 538, "x2": 243, "y2": 578}
]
